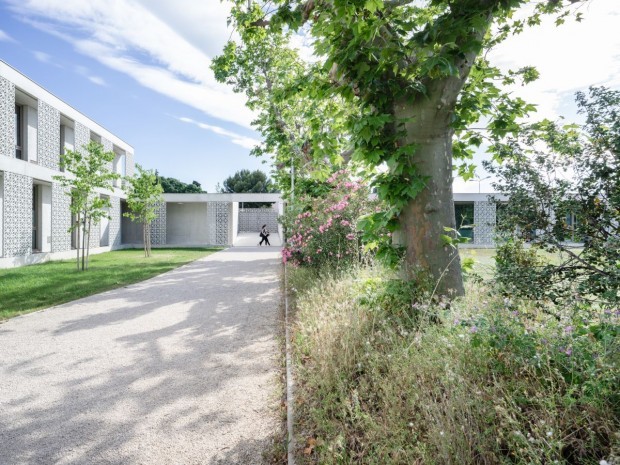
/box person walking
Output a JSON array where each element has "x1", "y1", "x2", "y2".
[{"x1": 258, "y1": 224, "x2": 271, "y2": 246}]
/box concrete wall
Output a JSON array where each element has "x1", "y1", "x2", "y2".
[
  {"x1": 166, "y1": 203, "x2": 208, "y2": 245},
  {"x1": 238, "y1": 207, "x2": 279, "y2": 233},
  {"x1": 37, "y1": 183, "x2": 52, "y2": 253}
]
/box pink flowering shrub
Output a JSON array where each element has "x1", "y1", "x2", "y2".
[{"x1": 281, "y1": 170, "x2": 377, "y2": 268}]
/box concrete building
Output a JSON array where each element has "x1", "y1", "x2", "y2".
[{"x1": 0, "y1": 61, "x2": 134, "y2": 268}]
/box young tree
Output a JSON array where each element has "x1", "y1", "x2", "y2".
[
  {"x1": 215, "y1": 0, "x2": 582, "y2": 297},
  {"x1": 54, "y1": 141, "x2": 119, "y2": 271},
  {"x1": 124, "y1": 164, "x2": 164, "y2": 257}
]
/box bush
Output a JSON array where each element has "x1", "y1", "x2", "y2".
[
  {"x1": 486, "y1": 87, "x2": 620, "y2": 306},
  {"x1": 281, "y1": 170, "x2": 381, "y2": 268}
]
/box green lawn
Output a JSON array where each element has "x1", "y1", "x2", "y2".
[
  {"x1": 0, "y1": 248, "x2": 220, "y2": 319},
  {"x1": 460, "y1": 247, "x2": 583, "y2": 279}
]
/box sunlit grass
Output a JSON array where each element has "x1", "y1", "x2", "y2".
[{"x1": 0, "y1": 248, "x2": 220, "y2": 319}]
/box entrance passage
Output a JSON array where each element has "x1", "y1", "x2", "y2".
[{"x1": 234, "y1": 231, "x2": 282, "y2": 247}]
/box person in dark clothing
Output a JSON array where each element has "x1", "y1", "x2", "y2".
[{"x1": 259, "y1": 224, "x2": 271, "y2": 246}]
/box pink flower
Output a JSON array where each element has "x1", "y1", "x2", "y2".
[{"x1": 346, "y1": 233, "x2": 355, "y2": 240}]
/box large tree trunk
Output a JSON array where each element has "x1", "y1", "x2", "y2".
[
  {"x1": 398, "y1": 131, "x2": 463, "y2": 297},
  {"x1": 394, "y1": 88, "x2": 465, "y2": 297}
]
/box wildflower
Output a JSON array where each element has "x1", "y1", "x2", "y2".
[
  {"x1": 564, "y1": 325, "x2": 574, "y2": 334},
  {"x1": 439, "y1": 431, "x2": 444, "y2": 436},
  {"x1": 546, "y1": 431, "x2": 553, "y2": 437},
  {"x1": 470, "y1": 325, "x2": 478, "y2": 334},
  {"x1": 408, "y1": 422, "x2": 413, "y2": 427}
]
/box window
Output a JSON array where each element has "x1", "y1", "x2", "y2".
[
  {"x1": 454, "y1": 203, "x2": 474, "y2": 241},
  {"x1": 15, "y1": 104, "x2": 23, "y2": 160}
]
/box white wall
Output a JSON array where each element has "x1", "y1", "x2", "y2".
[
  {"x1": 39, "y1": 184, "x2": 52, "y2": 253},
  {"x1": 166, "y1": 203, "x2": 208, "y2": 245},
  {"x1": 25, "y1": 105, "x2": 38, "y2": 163},
  {"x1": 100, "y1": 200, "x2": 109, "y2": 247},
  {"x1": 232, "y1": 202, "x2": 239, "y2": 244}
]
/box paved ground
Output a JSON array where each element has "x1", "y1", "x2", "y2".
[{"x1": 0, "y1": 247, "x2": 282, "y2": 465}]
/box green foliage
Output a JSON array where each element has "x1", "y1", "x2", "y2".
[
  {"x1": 157, "y1": 175, "x2": 205, "y2": 193},
  {"x1": 124, "y1": 164, "x2": 164, "y2": 257},
  {"x1": 54, "y1": 141, "x2": 119, "y2": 271},
  {"x1": 216, "y1": 0, "x2": 584, "y2": 293},
  {"x1": 281, "y1": 170, "x2": 380, "y2": 268},
  {"x1": 487, "y1": 87, "x2": 620, "y2": 305},
  {"x1": 218, "y1": 169, "x2": 277, "y2": 194},
  {"x1": 289, "y1": 266, "x2": 619, "y2": 464},
  {"x1": 217, "y1": 169, "x2": 278, "y2": 208}
]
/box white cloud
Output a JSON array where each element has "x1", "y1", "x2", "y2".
[
  {"x1": 32, "y1": 50, "x2": 52, "y2": 63},
  {"x1": 4, "y1": 0, "x2": 256, "y2": 130},
  {"x1": 489, "y1": 2, "x2": 620, "y2": 120},
  {"x1": 0, "y1": 29, "x2": 16, "y2": 42},
  {"x1": 73, "y1": 64, "x2": 107, "y2": 86},
  {"x1": 176, "y1": 116, "x2": 260, "y2": 150},
  {"x1": 88, "y1": 75, "x2": 106, "y2": 86}
]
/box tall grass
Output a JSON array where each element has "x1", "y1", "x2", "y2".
[{"x1": 288, "y1": 266, "x2": 619, "y2": 464}]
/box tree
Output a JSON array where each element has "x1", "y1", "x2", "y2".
[
  {"x1": 486, "y1": 87, "x2": 620, "y2": 305},
  {"x1": 214, "y1": 0, "x2": 582, "y2": 298},
  {"x1": 54, "y1": 141, "x2": 119, "y2": 271},
  {"x1": 157, "y1": 175, "x2": 205, "y2": 193},
  {"x1": 219, "y1": 169, "x2": 277, "y2": 193},
  {"x1": 218, "y1": 169, "x2": 278, "y2": 208},
  {"x1": 124, "y1": 164, "x2": 165, "y2": 257}
]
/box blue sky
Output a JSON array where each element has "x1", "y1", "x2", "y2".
[{"x1": 0, "y1": 0, "x2": 619, "y2": 193}]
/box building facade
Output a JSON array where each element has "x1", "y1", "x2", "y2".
[{"x1": 0, "y1": 61, "x2": 134, "y2": 268}]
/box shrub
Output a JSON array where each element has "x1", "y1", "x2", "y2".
[
  {"x1": 486, "y1": 87, "x2": 620, "y2": 306},
  {"x1": 281, "y1": 170, "x2": 381, "y2": 268}
]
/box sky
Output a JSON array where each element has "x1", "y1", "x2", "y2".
[{"x1": 0, "y1": 0, "x2": 618, "y2": 193}]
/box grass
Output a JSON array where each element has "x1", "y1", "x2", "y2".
[
  {"x1": 0, "y1": 247, "x2": 220, "y2": 319},
  {"x1": 287, "y1": 265, "x2": 619, "y2": 464}
]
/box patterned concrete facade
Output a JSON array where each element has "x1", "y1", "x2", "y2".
[
  {"x1": 37, "y1": 100, "x2": 60, "y2": 170},
  {"x1": 473, "y1": 201, "x2": 497, "y2": 245},
  {"x1": 74, "y1": 121, "x2": 90, "y2": 155},
  {"x1": 238, "y1": 208, "x2": 279, "y2": 233},
  {"x1": 207, "y1": 202, "x2": 231, "y2": 246},
  {"x1": 3, "y1": 172, "x2": 33, "y2": 257},
  {"x1": 150, "y1": 201, "x2": 167, "y2": 246},
  {"x1": 51, "y1": 183, "x2": 72, "y2": 253},
  {"x1": 0, "y1": 76, "x2": 14, "y2": 158},
  {"x1": 0, "y1": 61, "x2": 134, "y2": 267}
]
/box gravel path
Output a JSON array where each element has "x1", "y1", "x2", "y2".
[{"x1": 0, "y1": 247, "x2": 282, "y2": 465}]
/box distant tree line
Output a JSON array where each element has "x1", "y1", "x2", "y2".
[{"x1": 156, "y1": 173, "x2": 206, "y2": 193}]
